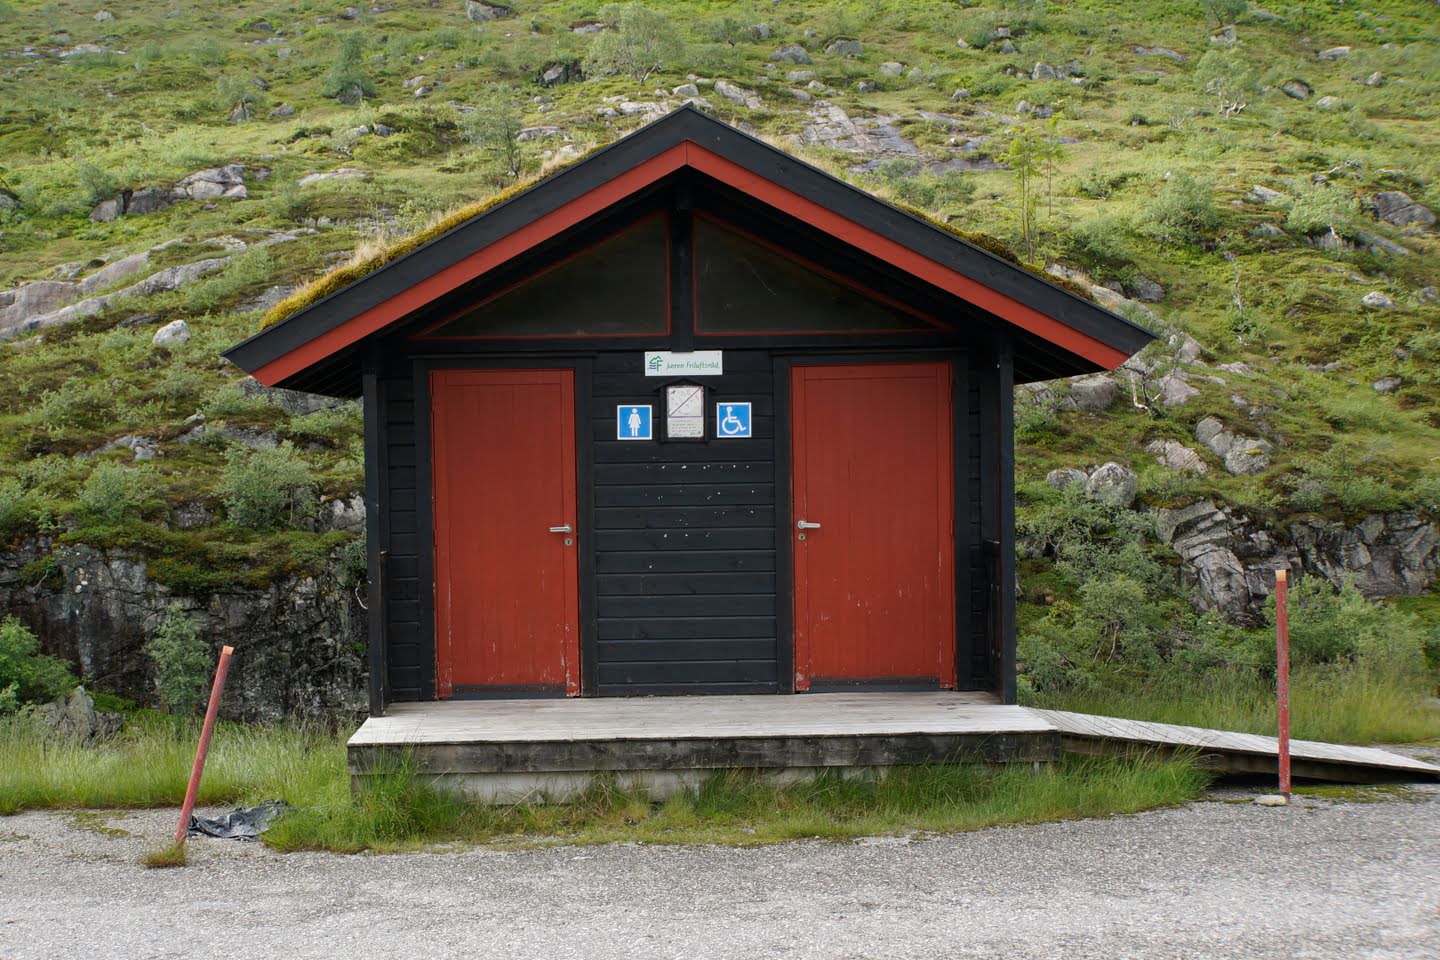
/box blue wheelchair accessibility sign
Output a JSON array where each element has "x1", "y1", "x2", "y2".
[
  {"x1": 716, "y1": 402, "x2": 752, "y2": 438},
  {"x1": 617, "y1": 404, "x2": 653, "y2": 441}
]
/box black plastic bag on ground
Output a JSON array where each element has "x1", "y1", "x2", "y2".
[{"x1": 188, "y1": 800, "x2": 290, "y2": 841}]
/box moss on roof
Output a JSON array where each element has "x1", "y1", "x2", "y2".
[
  {"x1": 259, "y1": 144, "x2": 1095, "y2": 333},
  {"x1": 259, "y1": 175, "x2": 548, "y2": 331}
]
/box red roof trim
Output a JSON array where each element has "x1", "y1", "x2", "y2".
[{"x1": 252, "y1": 140, "x2": 1128, "y2": 385}]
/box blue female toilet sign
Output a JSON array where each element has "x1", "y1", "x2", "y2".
[
  {"x1": 617, "y1": 404, "x2": 653, "y2": 440},
  {"x1": 716, "y1": 402, "x2": 752, "y2": 438}
]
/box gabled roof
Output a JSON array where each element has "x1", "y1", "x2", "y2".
[{"x1": 224, "y1": 105, "x2": 1153, "y2": 393}]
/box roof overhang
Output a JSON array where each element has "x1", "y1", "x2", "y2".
[{"x1": 224, "y1": 106, "x2": 1154, "y2": 393}]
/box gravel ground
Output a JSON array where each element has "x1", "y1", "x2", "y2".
[{"x1": 1, "y1": 786, "x2": 1438, "y2": 960}]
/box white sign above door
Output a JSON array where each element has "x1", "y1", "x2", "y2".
[{"x1": 644, "y1": 351, "x2": 723, "y2": 377}]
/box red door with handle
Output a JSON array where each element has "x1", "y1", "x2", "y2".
[
  {"x1": 791, "y1": 362, "x2": 955, "y2": 690},
  {"x1": 431, "y1": 369, "x2": 580, "y2": 697}
]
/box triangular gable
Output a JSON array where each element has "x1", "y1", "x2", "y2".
[{"x1": 224, "y1": 106, "x2": 1153, "y2": 390}]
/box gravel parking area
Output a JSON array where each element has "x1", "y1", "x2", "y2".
[{"x1": 1, "y1": 785, "x2": 1437, "y2": 960}]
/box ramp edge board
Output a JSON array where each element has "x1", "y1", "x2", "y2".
[{"x1": 1029, "y1": 708, "x2": 1440, "y2": 782}]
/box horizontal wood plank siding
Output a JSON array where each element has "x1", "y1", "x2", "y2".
[
  {"x1": 591, "y1": 350, "x2": 779, "y2": 694},
  {"x1": 966, "y1": 356, "x2": 987, "y2": 688},
  {"x1": 381, "y1": 376, "x2": 424, "y2": 701}
]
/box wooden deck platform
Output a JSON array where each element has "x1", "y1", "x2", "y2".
[
  {"x1": 348, "y1": 694, "x2": 1440, "y2": 802},
  {"x1": 348, "y1": 692, "x2": 1059, "y2": 802}
]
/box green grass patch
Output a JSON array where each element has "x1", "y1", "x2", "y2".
[
  {"x1": 1027, "y1": 664, "x2": 1440, "y2": 745},
  {"x1": 0, "y1": 716, "x2": 1208, "y2": 852}
]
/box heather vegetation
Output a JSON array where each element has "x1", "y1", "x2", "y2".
[{"x1": 0, "y1": 0, "x2": 1436, "y2": 734}]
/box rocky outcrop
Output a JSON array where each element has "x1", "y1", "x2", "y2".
[
  {"x1": 0, "y1": 231, "x2": 312, "y2": 341},
  {"x1": 1, "y1": 258, "x2": 228, "y2": 341},
  {"x1": 0, "y1": 538, "x2": 367, "y2": 722},
  {"x1": 1156, "y1": 501, "x2": 1439, "y2": 624},
  {"x1": 1156, "y1": 501, "x2": 1295, "y2": 625},
  {"x1": 801, "y1": 103, "x2": 918, "y2": 157},
  {"x1": 33, "y1": 686, "x2": 124, "y2": 740},
  {"x1": 1370, "y1": 191, "x2": 1435, "y2": 229},
  {"x1": 90, "y1": 165, "x2": 252, "y2": 221},
  {"x1": 1195, "y1": 416, "x2": 1272, "y2": 475},
  {"x1": 1290, "y1": 512, "x2": 1438, "y2": 598}
]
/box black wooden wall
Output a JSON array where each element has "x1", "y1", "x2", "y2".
[
  {"x1": 380, "y1": 375, "x2": 426, "y2": 701},
  {"x1": 591, "y1": 350, "x2": 779, "y2": 694},
  {"x1": 376, "y1": 348, "x2": 991, "y2": 703}
]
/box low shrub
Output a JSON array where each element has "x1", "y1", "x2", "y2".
[
  {"x1": 218, "y1": 442, "x2": 318, "y2": 530},
  {"x1": 1134, "y1": 173, "x2": 1219, "y2": 249},
  {"x1": 77, "y1": 462, "x2": 148, "y2": 523}
]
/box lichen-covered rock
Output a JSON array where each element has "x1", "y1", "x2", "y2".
[
  {"x1": 714, "y1": 80, "x2": 762, "y2": 109},
  {"x1": 1069, "y1": 374, "x2": 1119, "y2": 411},
  {"x1": 770, "y1": 44, "x2": 811, "y2": 64},
  {"x1": 801, "y1": 104, "x2": 918, "y2": 156},
  {"x1": 1222, "y1": 438, "x2": 1272, "y2": 475},
  {"x1": 1085, "y1": 462, "x2": 1137, "y2": 508},
  {"x1": 1145, "y1": 439, "x2": 1207, "y2": 474},
  {"x1": 33, "y1": 686, "x2": 123, "y2": 741},
  {"x1": 1155, "y1": 501, "x2": 1294, "y2": 624},
  {"x1": 151, "y1": 319, "x2": 190, "y2": 347},
  {"x1": 1157, "y1": 371, "x2": 1199, "y2": 406},
  {"x1": 465, "y1": 1, "x2": 511, "y2": 22},
  {"x1": 1045, "y1": 467, "x2": 1088, "y2": 491},
  {"x1": 1371, "y1": 191, "x2": 1435, "y2": 229},
  {"x1": 1361, "y1": 291, "x2": 1395, "y2": 309},
  {"x1": 826, "y1": 39, "x2": 863, "y2": 57},
  {"x1": 1280, "y1": 78, "x2": 1312, "y2": 100}
]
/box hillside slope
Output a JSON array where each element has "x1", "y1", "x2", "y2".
[{"x1": 0, "y1": 0, "x2": 1436, "y2": 713}]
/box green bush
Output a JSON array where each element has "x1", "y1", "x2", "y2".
[
  {"x1": 143, "y1": 603, "x2": 212, "y2": 714},
  {"x1": 583, "y1": 4, "x2": 685, "y2": 83},
  {"x1": 323, "y1": 33, "x2": 376, "y2": 104},
  {"x1": 0, "y1": 616, "x2": 76, "y2": 712},
  {"x1": 214, "y1": 74, "x2": 267, "y2": 123},
  {"x1": 0, "y1": 478, "x2": 34, "y2": 538},
  {"x1": 1274, "y1": 577, "x2": 1431, "y2": 672},
  {"x1": 218, "y1": 442, "x2": 318, "y2": 530},
  {"x1": 77, "y1": 463, "x2": 147, "y2": 523},
  {"x1": 1283, "y1": 188, "x2": 1363, "y2": 240},
  {"x1": 1134, "y1": 173, "x2": 1219, "y2": 248}
]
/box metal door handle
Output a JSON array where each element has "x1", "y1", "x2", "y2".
[
  {"x1": 796, "y1": 520, "x2": 822, "y2": 530},
  {"x1": 548, "y1": 525, "x2": 573, "y2": 534}
]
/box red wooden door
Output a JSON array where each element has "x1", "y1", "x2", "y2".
[
  {"x1": 791, "y1": 362, "x2": 955, "y2": 690},
  {"x1": 431, "y1": 369, "x2": 580, "y2": 697}
]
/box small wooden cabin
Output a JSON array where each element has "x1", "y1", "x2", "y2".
[{"x1": 226, "y1": 107, "x2": 1152, "y2": 716}]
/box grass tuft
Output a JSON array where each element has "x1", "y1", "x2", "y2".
[{"x1": 141, "y1": 840, "x2": 188, "y2": 869}]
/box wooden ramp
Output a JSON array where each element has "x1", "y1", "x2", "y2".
[{"x1": 1031, "y1": 709, "x2": 1440, "y2": 783}]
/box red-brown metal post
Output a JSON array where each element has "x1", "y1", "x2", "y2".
[
  {"x1": 174, "y1": 646, "x2": 234, "y2": 843},
  {"x1": 1275, "y1": 570, "x2": 1291, "y2": 799}
]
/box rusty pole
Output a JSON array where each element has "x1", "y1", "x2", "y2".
[
  {"x1": 1275, "y1": 570, "x2": 1291, "y2": 800},
  {"x1": 174, "y1": 646, "x2": 235, "y2": 844}
]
